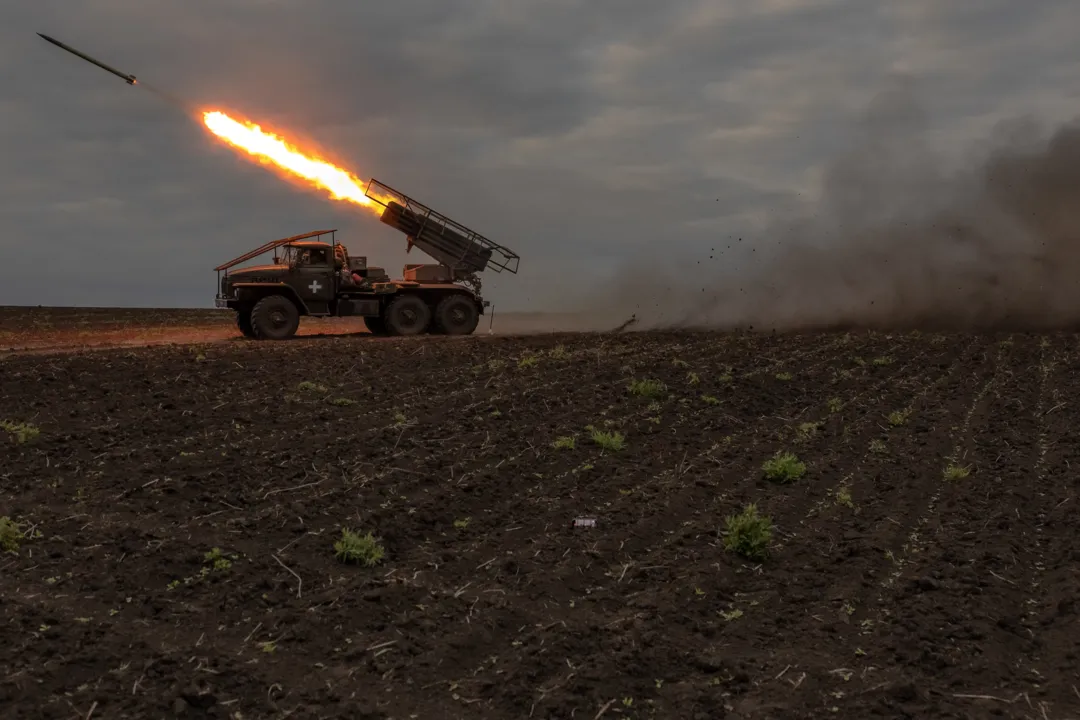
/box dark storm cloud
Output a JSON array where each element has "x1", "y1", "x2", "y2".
[{"x1": 0, "y1": 0, "x2": 1077, "y2": 314}]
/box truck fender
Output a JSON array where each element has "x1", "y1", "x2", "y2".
[{"x1": 232, "y1": 283, "x2": 309, "y2": 315}]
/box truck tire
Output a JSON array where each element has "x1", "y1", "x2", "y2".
[
  {"x1": 237, "y1": 308, "x2": 256, "y2": 338},
  {"x1": 383, "y1": 294, "x2": 431, "y2": 336},
  {"x1": 250, "y1": 295, "x2": 300, "y2": 340},
  {"x1": 364, "y1": 316, "x2": 388, "y2": 335},
  {"x1": 433, "y1": 294, "x2": 480, "y2": 335}
]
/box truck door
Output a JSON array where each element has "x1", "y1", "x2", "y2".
[{"x1": 296, "y1": 247, "x2": 334, "y2": 314}]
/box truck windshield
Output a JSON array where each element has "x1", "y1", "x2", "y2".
[{"x1": 281, "y1": 246, "x2": 329, "y2": 267}]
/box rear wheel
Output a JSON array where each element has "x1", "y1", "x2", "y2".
[
  {"x1": 383, "y1": 294, "x2": 431, "y2": 336},
  {"x1": 364, "y1": 316, "x2": 387, "y2": 335},
  {"x1": 433, "y1": 294, "x2": 480, "y2": 335},
  {"x1": 236, "y1": 308, "x2": 256, "y2": 338},
  {"x1": 250, "y1": 295, "x2": 300, "y2": 340}
]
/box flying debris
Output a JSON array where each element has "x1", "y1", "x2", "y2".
[{"x1": 37, "y1": 33, "x2": 137, "y2": 85}]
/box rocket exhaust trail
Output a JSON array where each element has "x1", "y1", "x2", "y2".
[{"x1": 137, "y1": 81, "x2": 199, "y2": 117}]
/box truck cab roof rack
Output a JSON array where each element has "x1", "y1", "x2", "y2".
[{"x1": 214, "y1": 229, "x2": 337, "y2": 273}]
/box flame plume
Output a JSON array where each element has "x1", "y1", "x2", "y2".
[{"x1": 201, "y1": 110, "x2": 386, "y2": 212}]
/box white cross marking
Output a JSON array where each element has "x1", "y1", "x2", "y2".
[{"x1": 309, "y1": 281, "x2": 322, "y2": 293}]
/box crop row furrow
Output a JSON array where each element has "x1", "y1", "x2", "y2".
[
  {"x1": 777, "y1": 340, "x2": 964, "y2": 521},
  {"x1": 502, "y1": 335, "x2": 915, "y2": 613},
  {"x1": 454, "y1": 331, "x2": 758, "y2": 415},
  {"x1": 374, "y1": 342, "x2": 767, "y2": 514},
  {"x1": 376, "y1": 339, "x2": 864, "y2": 562},
  {"x1": 602, "y1": 338, "x2": 957, "y2": 598},
  {"x1": 720, "y1": 337, "x2": 996, "y2": 714},
  {"x1": 354, "y1": 334, "x2": 839, "y2": 510},
  {"x1": 799, "y1": 336, "x2": 984, "y2": 524},
  {"x1": 107, "y1": 333, "x2": 732, "y2": 467},
  {"x1": 815, "y1": 337, "x2": 1056, "y2": 712},
  {"x1": 876, "y1": 341, "x2": 1007, "y2": 593},
  {"x1": 227, "y1": 335, "x2": 760, "y2": 539},
  {"x1": 1010, "y1": 338, "x2": 1080, "y2": 710},
  {"x1": 776, "y1": 339, "x2": 1007, "y2": 709},
  {"x1": 613, "y1": 337, "x2": 920, "y2": 500},
  {"x1": 717, "y1": 338, "x2": 988, "y2": 711}
]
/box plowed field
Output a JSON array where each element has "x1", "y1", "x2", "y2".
[{"x1": 2, "y1": 313, "x2": 1079, "y2": 719}]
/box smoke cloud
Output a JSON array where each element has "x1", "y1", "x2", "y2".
[{"x1": 575, "y1": 80, "x2": 1080, "y2": 333}]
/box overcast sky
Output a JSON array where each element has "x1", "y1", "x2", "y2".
[{"x1": 2, "y1": 1, "x2": 1078, "y2": 312}]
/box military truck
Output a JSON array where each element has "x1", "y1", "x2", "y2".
[{"x1": 214, "y1": 179, "x2": 520, "y2": 339}]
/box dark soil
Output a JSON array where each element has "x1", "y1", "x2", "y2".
[{"x1": 1, "y1": 312, "x2": 1078, "y2": 719}]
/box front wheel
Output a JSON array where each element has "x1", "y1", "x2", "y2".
[
  {"x1": 250, "y1": 295, "x2": 300, "y2": 340},
  {"x1": 383, "y1": 294, "x2": 431, "y2": 336},
  {"x1": 236, "y1": 308, "x2": 256, "y2": 338},
  {"x1": 433, "y1": 294, "x2": 480, "y2": 335}
]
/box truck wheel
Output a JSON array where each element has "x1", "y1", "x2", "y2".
[
  {"x1": 250, "y1": 295, "x2": 300, "y2": 340},
  {"x1": 237, "y1": 309, "x2": 256, "y2": 338},
  {"x1": 364, "y1": 316, "x2": 388, "y2": 335},
  {"x1": 434, "y1": 294, "x2": 480, "y2": 335},
  {"x1": 383, "y1": 294, "x2": 431, "y2": 336}
]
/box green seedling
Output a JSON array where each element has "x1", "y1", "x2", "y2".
[
  {"x1": 1, "y1": 421, "x2": 40, "y2": 444},
  {"x1": 887, "y1": 409, "x2": 911, "y2": 426},
  {"x1": 204, "y1": 547, "x2": 232, "y2": 571},
  {"x1": 587, "y1": 425, "x2": 625, "y2": 451},
  {"x1": 552, "y1": 436, "x2": 576, "y2": 450},
  {"x1": 334, "y1": 528, "x2": 385, "y2": 566},
  {"x1": 762, "y1": 451, "x2": 806, "y2": 483},
  {"x1": 943, "y1": 464, "x2": 971, "y2": 481},
  {"x1": 835, "y1": 486, "x2": 854, "y2": 508},
  {"x1": 0, "y1": 516, "x2": 24, "y2": 552},
  {"x1": 628, "y1": 379, "x2": 666, "y2": 398},
  {"x1": 723, "y1": 504, "x2": 773, "y2": 561},
  {"x1": 796, "y1": 421, "x2": 821, "y2": 442}
]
